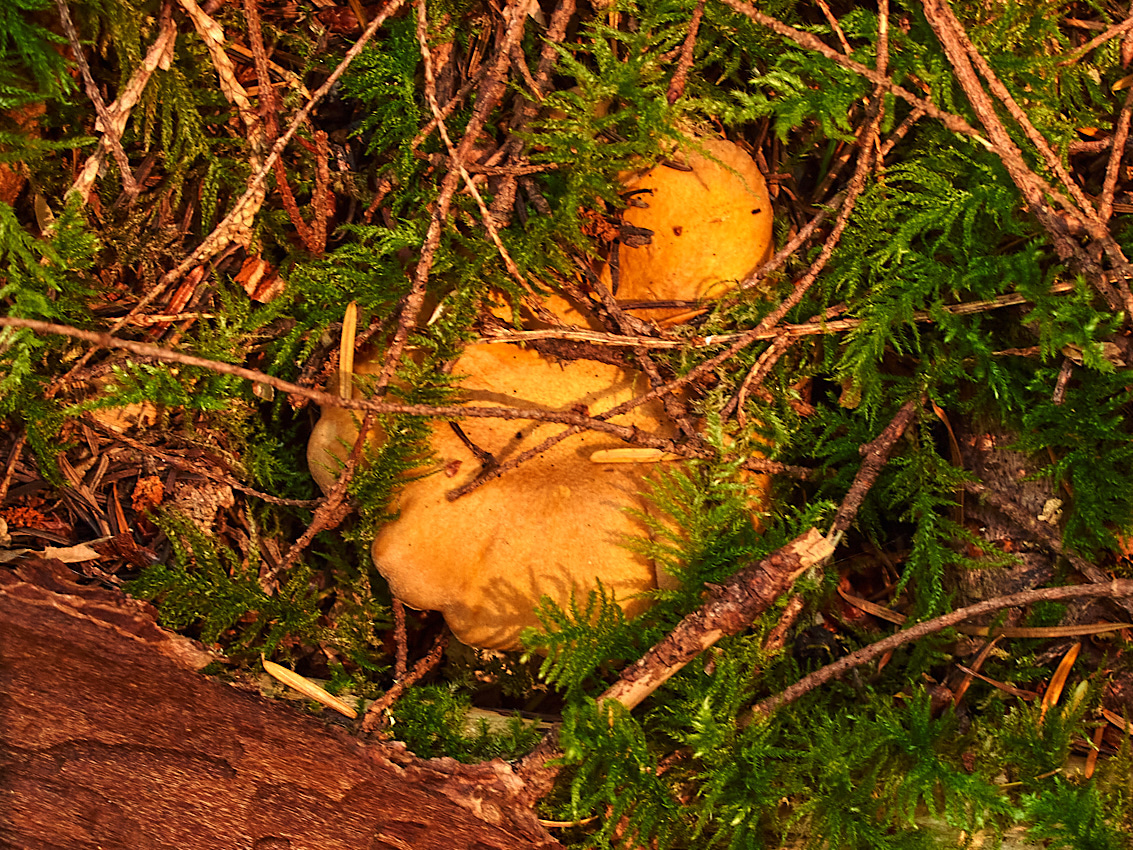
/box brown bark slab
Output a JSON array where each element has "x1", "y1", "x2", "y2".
[{"x1": 0, "y1": 559, "x2": 560, "y2": 850}]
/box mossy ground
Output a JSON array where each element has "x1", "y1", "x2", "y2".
[{"x1": 4, "y1": 0, "x2": 1133, "y2": 846}]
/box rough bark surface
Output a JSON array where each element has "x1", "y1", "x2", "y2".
[{"x1": 0, "y1": 558, "x2": 561, "y2": 850}]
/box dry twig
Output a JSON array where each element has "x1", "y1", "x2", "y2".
[
  {"x1": 666, "y1": 0, "x2": 705, "y2": 104},
  {"x1": 751, "y1": 580, "x2": 1133, "y2": 717},
  {"x1": 1100, "y1": 84, "x2": 1133, "y2": 224},
  {"x1": 1, "y1": 316, "x2": 718, "y2": 458},
  {"x1": 923, "y1": 0, "x2": 1133, "y2": 316},
  {"x1": 54, "y1": 0, "x2": 138, "y2": 196},
  {"x1": 828, "y1": 398, "x2": 919, "y2": 540},
  {"x1": 67, "y1": 0, "x2": 176, "y2": 203},
  {"x1": 371, "y1": 0, "x2": 537, "y2": 394},
  {"x1": 274, "y1": 412, "x2": 376, "y2": 578},
  {"x1": 517, "y1": 528, "x2": 835, "y2": 804},
  {"x1": 362, "y1": 632, "x2": 449, "y2": 732},
  {"x1": 1061, "y1": 12, "x2": 1133, "y2": 65},
  {"x1": 57, "y1": 0, "x2": 412, "y2": 390}
]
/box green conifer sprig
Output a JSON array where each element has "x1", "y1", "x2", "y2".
[
  {"x1": 0, "y1": 0, "x2": 73, "y2": 103},
  {"x1": 130, "y1": 509, "x2": 325, "y2": 651}
]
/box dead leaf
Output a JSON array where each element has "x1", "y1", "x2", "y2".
[
  {"x1": 236, "y1": 255, "x2": 285, "y2": 303},
  {"x1": 132, "y1": 475, "x2": 165, "y2": 513},
  {"x1": 41, "y1": 542, "x2": 103, "y2": 563}
]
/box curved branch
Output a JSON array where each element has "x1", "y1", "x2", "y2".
[{"x1": 751, "y1": 580, "x2": 1133, "y2": 717}]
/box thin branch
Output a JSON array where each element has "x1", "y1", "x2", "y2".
[
  {"x1": 751, "y1": 580, "x2": 1133, "y2": 716},
  {"x1": 392, "y1": 598, "x2": 409, "y2": 681},
  {"x1": 878, "y1": 106, "x2": 925, "y2": 160},
  {"x1": 876, "y1": 0, "x2": 889, "y2": 75},
  {"x1": 509, "y1": 40, "x2": 543, "y2": 101},
  {"x1": 0, "y1": 316, "x2": 693, "y2": 452},
  {"x1": 1052, "y1": 355, "x2": 1074, "y2": 405},
  {"x1": 666, "y1": 0, "x2": 705, "y2": 104},
  {"x1": 939, "y1": 0, "x2": 1097, "y2": 220},
  {"x1": 0, "y1": 431, "x2": 27, "y2": 507},
  {"x1": 373, "y1": 0, "x2": 536, "y2": 394},
  {"x1": 517, "y1": 528, "x2": 835, "y2": 803},
  {"x1": 827, "y1": 398, "x2": 919, "y2": 539},
  {"x1": 362, "y1": 632, "x2": 449, "y2": 732},
  {"x1": 604, "y1": 529, "x2": 835, "y2": 711},
  {"x1": 724, "y1": 332, "x2": 793, "y2": 425},
  {"x1": 67, "y1": 0, "x2": 175, "y2": 203},
  {"x1": 961, "y1": 478, "x2": 1133, "y2": 620},
  {"x1": 414, "y1": 0, "x2": 529, "y2": 291},
  {"x1": 273, "y1": 412, "x2": 375, "y2": 578},
  {"x1": 1101, "y1": 84, "x2": 1133, "y2": 223},
  {"x1": 714, "y1": 0, "x2": 991, "y2": 146},
  {"x1": 926, "y1": 0, "x2": 1133, "y2": 316},
  {"x1": 814, "y1": 0, "x2": 851, "y2": 55},
  {"x1": 54, "y1": 0, "x2": 138, "y2": 195},
  {"x1": 407, "y1": 65, "x2": 491, "y2": 151},
  {"x1": 443, "y1": 413, "x2": 804, "y2": 502},
  {"x1": 724, "y1": 28, "x2": 889, "y2": 428},
  {"x1": 242, "y1": 0, "x2": 280, "y2": 139},
  {"x1": 1060, "y1": 12, "x2": 1133, "y2": 65},
  {"x1": 482, "y1": 279, "x2": 1079, "y2": 350},
  {"x1": 486, "y1": 0, "x2": 577, "y2": 226},
  {"x1": 585, "y1": 268, "x2": 700, "y2": 441},
  {"x1": 719, "y1": 199, "x2": 836, "y2": 302},
  {"x1": 1068, "y1": 137, "x2": 1133, "y2": 155}
]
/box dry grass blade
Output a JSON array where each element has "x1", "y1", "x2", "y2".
[
  {"x1": 952, "y1": 635, "x2": 1003, "y2": 707},
  {"x1": 1101, "y1": 707, "x2": 1133, "y2": 734},
  {"x1": 339, "y1": 302, "x2": 358, "y2": 400},
  {"x1": 1040, "y1": 642, "x2": 1081, "y2": 723},
  {"x1": 262, "y1": 658, "x2": 358, "y2": 719},
  {"x1": 954, "y1": 664, "x2": 1038, "y2": 700}
]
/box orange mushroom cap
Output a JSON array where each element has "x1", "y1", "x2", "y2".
[
  {"x1": 370, "y1": 343, "x2": 677, "y2": 650},
  {"x1": 308, "y1": 343, "x2": 680, "y2": 650},
  {"x1": 604, "y1": 137, "x2": 774, "y2": 322}
]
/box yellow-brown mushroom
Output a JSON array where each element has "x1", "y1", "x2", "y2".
[
  {"x1": 306, "y1": 353, "x2": 388, "y2": 495},
  {"x1": 309, "y1": 343, "x2": 678, "y2": 650},
  {"x1": 307, "y1": 134, "x2": 775, "y2": 650},
  {"x1": 604, "y1": 137, "x2": 774, "y2": 322}
]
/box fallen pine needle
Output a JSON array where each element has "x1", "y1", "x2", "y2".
[
  {"x1": 262, "y1": 657, "x2": 358, "y2": 719},
  {"x1": 1101, "y1": 707, "x2": 1133, "y2": 734},
  {"x1": 589, "y1": 448, "x2": 682, "y2": 463},
  {"x1": 954, "y1": 664, "x2": 1039, "y2": 699},
  {"x1": 1041, "y1": 643, "x2": 1082, "y2": 723}
]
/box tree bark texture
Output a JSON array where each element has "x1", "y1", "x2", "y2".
[{"x1": 0, "y1": 559, "x2": 561, "y2": 850}]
